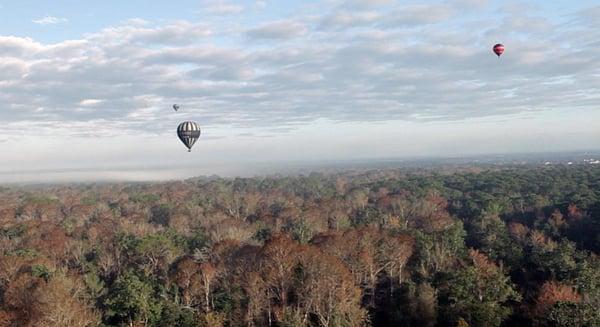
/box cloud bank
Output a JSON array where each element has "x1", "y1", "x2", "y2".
[{"x1": 0, "y1": 1, "x2": 598, "y2": 142}]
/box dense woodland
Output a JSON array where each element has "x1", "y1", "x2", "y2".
[{"x1": 1, "y1": 165, "x2": 600, "y2": 326}]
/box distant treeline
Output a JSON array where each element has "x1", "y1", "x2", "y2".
[{"x1": 1, "y1": 165, "x2": 600, "y2": 326}]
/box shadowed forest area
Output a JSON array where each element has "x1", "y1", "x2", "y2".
[{"x1": 1, "y1": 165, "x2": 600, "y2": 326}]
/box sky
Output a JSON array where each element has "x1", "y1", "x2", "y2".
[{"x1": 0, "y1": 0, "x2": 599, "y2": 182}]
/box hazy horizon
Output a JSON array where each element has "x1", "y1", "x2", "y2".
[
  {"x1": 1, "y1": 0, "x2": 599, "y2": 183},
  {"x1": 2, "y1": 149, "x2": 599, "y2": 184}
]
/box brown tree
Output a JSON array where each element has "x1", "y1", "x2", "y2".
[
  {"x1": 508, "y1": 222, "x2": 529, "y2": 243},
  {"x1": 171, "y1": 257, "x2": 201, "y2": 308},
  {"x1": 533, "y1": 281, "x2": 581, "y2": 317},
  {"x1": 296, "y1": 246, "x2": 367, "y2": 326},
  {"x1": 27, "y1": 274, "x2": 101, "y2": 327},
  {"x1": 313, "y1": 228, "x2": 414, "y2": 304},
  {"x1": 259, "y1": 234, "x2": 299, "y2": 318}
]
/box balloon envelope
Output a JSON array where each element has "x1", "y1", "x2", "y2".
[
  {"x1": 177, "y1": 121, "x2": 201, "y2": 152},
  {"x1": 493, "y1": 43, "x2": 505, "y2": 57},
  {"x1": 173, "y1": 104, "x2": 180, "y2": 111}
]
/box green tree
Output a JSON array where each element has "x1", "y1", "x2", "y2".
[
  {"x1": 150, "y1": 204, "x2": 172, "y2": 226},
  {"x1": 545, "y1": 302, "x2": 600, "y2": 327},
  {"x1": 104, "y1": 271, "x2": 162, "y2": 326},
  {"x1": 439, "y1": 250, "x2": 520, "y2": 327},
  {"x1": 133, "y1": 232, "x2": 185, "y2": 279}
]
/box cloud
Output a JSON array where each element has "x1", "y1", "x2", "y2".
[
  {"x1": 319, "y1": 10, "x2": 380, "y2": 29},
  {"x1": 246, "y1": 20, "x2": 307, "y2": 40},
  {"x1": 379, "y1": 4, "x2": 455, "y2": 28},
  {"x1": 203, "y1": 0, "x2": 244, "y2": 15},
  {"x1": 341, "y1": 0, "x2": 392, "y2": 9},
  {"x1": 321, "y1": 3, "x2": 455, "y2": 30},
  {"x1": 449, "y1": 0, "x2": 489, "y2": 9},
  {"x1": 0, "y1": 36, "x2": 43, "y2": 56},
  {"x1": 88, "y1": 21, "x2": 212, "y2": 45},
  {"x1": 32, "y1": 16, "x2": 68, "y2": 25},
  {"x1": 79, "y1": 99, "x2": 105, "y2": 106},
  {"x1": 0, "y1": 3, "x2": 598, "y2": 142}
]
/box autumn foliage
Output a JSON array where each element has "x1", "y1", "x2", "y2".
[{"x1": 0, "y1": 166, "x2": 600, "y2": 326}]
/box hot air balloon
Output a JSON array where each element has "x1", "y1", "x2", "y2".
[
  {"x1": 173, "y1": 104, "x2": 180, "y2": 111},
  {"x1": 177, "y1": 121, "x2": 201, "y2": 152},
  {"x1": 493, "y1": 43, "x2": 505, "y2": 57}
]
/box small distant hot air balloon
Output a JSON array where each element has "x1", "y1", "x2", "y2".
[
  {"x1": 177, "y1": 121, "x2": 201, "y2": 152},
  {"x1": 173, "y1": 104, "x2": 180, "y2": 111},
  {"x1": 493, "y1": 43, "x2": 505, "y2": 57}
]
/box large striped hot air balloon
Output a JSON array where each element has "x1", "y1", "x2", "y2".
[
  {"x1": 493, "y1": 43, "x2": 505, "y2": 57},
  {"x1": 177, "y1": 121, "x2": 201, "y2": 152}
]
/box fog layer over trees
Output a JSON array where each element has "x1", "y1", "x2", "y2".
[{"x1": 1, "y1": 165, "x2": 600, "y2": 326}]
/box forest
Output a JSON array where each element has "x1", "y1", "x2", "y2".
[{"x1": 1, "y1": 165, "x2": 600, "y2": 327}]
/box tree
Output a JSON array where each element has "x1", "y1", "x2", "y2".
[
  {"x1": 156, "y1": 300, "x2": 197, "y2": 327},
  {"x1": 171, "y1": 257, "x2": 200, "y2": 308},
  {"x1": 412, "y1": 191, "x2": 454, "y2": 233},
  {"x1": 196, "y1": 262, "x2": 218, "y2": 313},
  {"x1": 150, "y1": 204, "x2": 172, "y2": 226},
  {"x1": 296, "y1": 245, "x2": 367, "y2": 326},
  {"x1": 258, "y1": 234, "x2": 299, "y2": 318},
  {"x1": 413, "y1": 221, "x2": 466, "y2": 278},
  {"x1": 439, "y1": 250, "x2": 520, "y2": 327},
  {"x1": 533, "y1": 281, "x2": 581, "y2": 317},
  {"x1": 313, "y1": 228, "x2": 414, "y2": 308},
  {"x1": 104, "y1": 271, "x2": 161, "y2": 326},
  {"x1": 1, "y1": 268, "x2": 99, "y2": 327},
  {"x1": 529, "y1": 235, "x2": 579, "y2": 281},
  {"x1": 242, "y1": 272, "x2": 269, "y2": 326},
  {"x1": 545, "y1": 301, "x2": 600, "y2": 327},
  {"x1": 468, "y1": 214, "x2": 523, "y2": 267},
  {"x1": 381, "y1": 233, "x2": 415, "y2": 286},
  {"x1": 27, "y1": 274, "x2": 100, "y2": 327},
  {"x1": 133, "y1": 233, "x2": 184, "y2": 279}
]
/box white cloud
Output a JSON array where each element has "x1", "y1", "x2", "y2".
[
  {"x1": 125, "y1": 18, "x2": 150, "y2": 26},
  {"x1": 79, "y1": 99, "x2": 105, "y2": 106},
  {"x1": 342, "y1": 0, "x2": 392, "y2": 8},
  {"x1": 246, "y1": 20, "x2": 307, "y2": 40},
  {"x1": 0, "y1": 36, "x2": 43, "y2": 56},
  {"x1": 32, "y1": 16, "x2": 68, "y2": 25},
  {"x1": 319, "y1": 10, "x2": 380, "y2": 29},
  {"x1": 0, "y1": 3, "x2": 597, "y2": 142},
  {"x1": 380, "y1": 4, "x2": 455, "y2": 28},
  {"x1": 450, "y1": 0, "x2": 489, "y2": 9},
  {"x1": 88, "y1": 21, "x2": 212, "y2": 45},
  {"x1": 203, "y1": 0, "x2": 244, "y2": 15}
]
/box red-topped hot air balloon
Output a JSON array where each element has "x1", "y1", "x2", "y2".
[{"x1": 493, "y1": 43, "x2": 505, "y2": 57}]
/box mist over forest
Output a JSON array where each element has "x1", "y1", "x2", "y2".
[
  {"x1": 2, "y1": 150, "x2": 599, "y2": 185},
  {"x1": 1, "y1": 163, "x2": 600, "y2": 326}
]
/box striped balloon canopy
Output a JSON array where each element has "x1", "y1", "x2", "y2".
[
  {"x1": 493, "y1": 43, "x2": 505, "y2": 57},
  {"x1": 177, "y1": 121, "x2": 201, "y2": 152}
]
